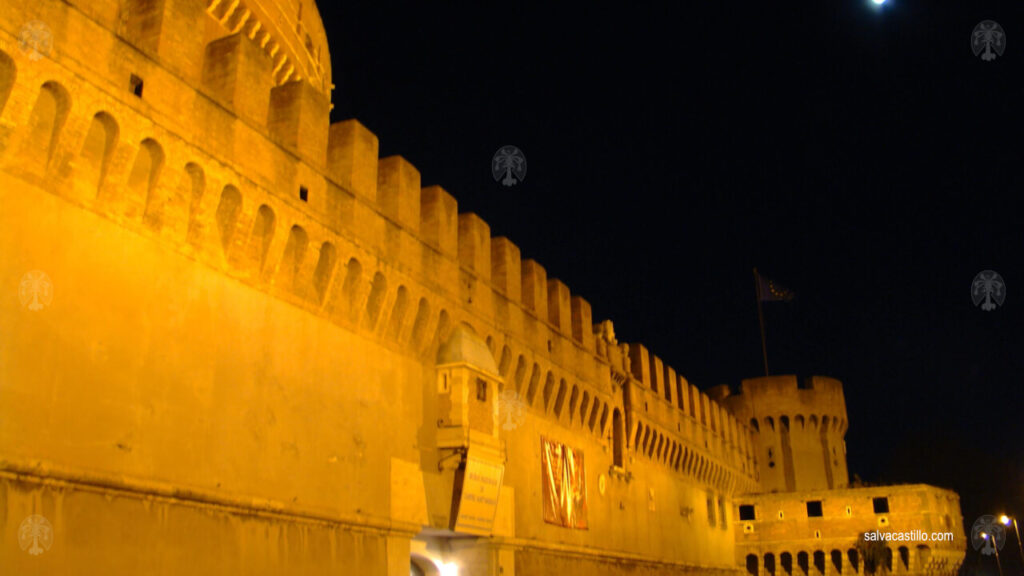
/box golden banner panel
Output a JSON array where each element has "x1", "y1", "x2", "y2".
[{"x1": 541, "y1": 436, "x2": 588, "y2": 529}]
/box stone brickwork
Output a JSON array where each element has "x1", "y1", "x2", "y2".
[{"x1": 0, "y1": 1, "x2": 963, "y2": 575}]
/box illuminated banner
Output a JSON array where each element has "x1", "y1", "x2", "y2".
[
  {"x1": 452, "y1": 455, "x2": 505, "y2": 535},
  {"x1": 541, "y1": 436, "x2": 588, "y2": 529}
]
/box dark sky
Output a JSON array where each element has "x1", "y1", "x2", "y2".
[{"x1": 320, "y1": 0, "x2": 1023, "y2": 561}]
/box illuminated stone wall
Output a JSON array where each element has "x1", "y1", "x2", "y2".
[
  {"x1": 732, "y1": 485, "x2": 966, "y2": 576},
  {"x1": 0, "y1": 1, "x2": 964, "y2": 575},
  {"x1": 0, "y1": 0, "x2": 758, "y2": 573}
]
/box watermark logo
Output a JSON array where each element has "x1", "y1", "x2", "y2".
[
  {"x1": 972, "y1": 21, "x2": 1006, "y2": 62},
  {"x1": 498, "y1": 389, "x2": 527, "y2": 430},
  {"x1": 19, "y1": 270, "x2": 53, "y2": 311},
  {"x1": 18, "y1": 21, "x2": 53, "y2": 62},
  {"x1": 18, "y1": 515, "x2": 53, "y2": 556},
  {"x1": 971, "y1": 515, "x2": 1006, "y2": 555},
  {"x1": 492, "y1": 145, "x2": 527, "y2": 187},
  {"x1": 971, "y1": 270, "x2": 1005, "y2": 311}
]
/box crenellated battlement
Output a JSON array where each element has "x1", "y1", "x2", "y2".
[{"x1": 0, "y1": 0, "x2": 757, "y2": 500}]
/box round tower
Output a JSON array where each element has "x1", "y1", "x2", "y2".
[{"x1": 719, "y1": 375, "x2": 849, "y2": 492}]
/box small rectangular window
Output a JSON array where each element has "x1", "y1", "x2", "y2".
[
  {"x1": 130, "y1": 74, "x2": 144, "y2": 98},
  {"x1": 807, "y1": 501, "x2": 823, "y2": 517},
  {"x1": 719, "y1": 497, "x2": 728, "y2": 530},
  {"x1": 739, "y1": 504, "x2": 756, "y2": 521},
  {"x1": 476, "y1": 378, "x2": 487, "y2": 402},
  {"x1": 299, "y1": 186, "x2": 309, "y2": 202},
  {"x1": 873, "y1": 497, "x2": 889, "y2": 514},
  {"x1": 707, "y1": 494, "x2": 716, "y2": 527}
]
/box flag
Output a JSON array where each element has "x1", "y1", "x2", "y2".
[{"x1": 757, "y1": 275, "x2": 795, "y2": 302}]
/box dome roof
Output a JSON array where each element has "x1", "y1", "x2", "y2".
[{"x1": 436, "y1": 324, "x2": 499, "y2": 376}]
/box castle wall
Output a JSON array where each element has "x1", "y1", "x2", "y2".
[
  {"x1": 0, "y1": 1, "x2": 759, "y2": 573},
  {"x1": 732, "y1": 485, "x2": 965, "y2": 576}
]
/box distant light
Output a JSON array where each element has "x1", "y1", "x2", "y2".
[
  {"x1": 871, "y1": 0, "x2": 886, "y2": 4},
  {"x1": 981, "y1": 532, "x2": 989, "y2": 539},
  {"x1": 440, "y1": 563, "x2": 459, "y2": 576},
  {"x1": 1000, "y1": 515, "x2": 1011, "y2": 525}
]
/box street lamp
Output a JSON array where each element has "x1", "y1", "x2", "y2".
[
  {"x1": 999, "y1": 515, "x2": 1024, "y2": 567},
  {"x1": 981, "y1": 532, "x2": 1004, "y2": 576}
]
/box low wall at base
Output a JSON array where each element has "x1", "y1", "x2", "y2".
[{"x1": 0, "y1": 471, "x2": 412, "y2": 576}]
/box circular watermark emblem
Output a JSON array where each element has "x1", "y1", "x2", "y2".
[
  {"x1": 18, "y1": 21, "x2": 53, "y2": 62},
  {"x1": 19, "y1": 270, "x2": 53, "y2": 311},
  {"x1": 492, "y1": 145, "x2": 527, "y2": 187},
  {"x1": 972, "y1": 20, "x2": 1006, "y2": 62},
  {"x1": 970, "y1": 515, "x2": 1006, "y2": 555},
  {"x1": 18, "y1": 514, "x2": 54, "y2": 556},
  {"x1": 971, "y1": 270, "x2": 1005, "y2": 311},
  {"x1": 498, "y1": 389, "x2": 527, "y2": 430}
]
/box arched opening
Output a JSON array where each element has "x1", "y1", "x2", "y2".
[
  {"x1": 409, "y1": 297, "x2": 431, "y2": 350},
  {"x1": 313, "y1": 242, "x2": 337, "y2": 302},
  {"x1": 362, "y1": 272, "x2": 387, "y2": 330},
  {"x1": 553, "y1": 379, "x2": 568, "y2": 418},
  {"x1": 765, "y1": 553, "x2": 776, "y2": 576},
  {"x1": 898, "y1": 546, "x2": 909, "y2": 572},
  {"x1": 526, "y1": 364, "x2": 541, "y2": 406},
  {"x1": 432, "y1": 310, "x2": 451, "y2": 350},
  {"x1": 781, "y1": 552, "x2": 793, "y2": 576},
  {"x1": 183, "y1": 163, "x2": 205, "y2": 245},
  {"x1": 831, "y1": 550, "x2": 843, "y2": 574},
  {"x1": 513, "y1": 356, "x2": 527, "y2": 393},
  {"x1": 78, "y1": 112, "x2": 118, "y2": 193},
  {"x1": 341, "y1": 258, "x2": 362, "y2": 322},
  {"x1": 568, "y1": 385, "x2": 580, "y2": 421},
  {"x1": 797, "y1": 551, "x2": 809, "y2": 576},
  {"x1": 542, "y1": 372, "x2": 556, "y2": 411},
  {"x1": 813, "y1": 551, "x2": 826, "y2": 575},
  {"x1": 134, "y1": 138, "x2": 166, "y2": 222},
  {"x1": 0, "y1": 50, "x2": 15, "y2": 120},
  {"x1": 579, "y1": 391, "x2": 591, "y2": 424},
  {"x1": 215, "y1": 185, "x2": 243, "y2": 254},
  {"x1": 278, "y1": 225, "x2": 309, "y2": 292},
  {"x1": 747, "y1": 554, "x2": 760, "y2": 576},
  {"x1": 915, "y1": 546, "x2": 931, "y2": 572},
  {"x1": 386, "y1": 285, "x2": 409, "y2": 341},
  {"x1": 19, "y1": 81, "x2": 71, "y2": 169},
  {"x1": 498, "y1": 346, "x2": 512, "y2": 378},
  {"x1": 847, "y1": 550, "x2": 859, "y2": 574},
  {"x1": 244, "y1": 205, "x2": 276, "y2": 273}
]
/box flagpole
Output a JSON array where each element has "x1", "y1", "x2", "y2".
[{"x1": 753, "y1": 268, "x2": 769, "y2": 376}]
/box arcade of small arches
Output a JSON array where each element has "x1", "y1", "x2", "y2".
[
  {"x1": 630, "y1": 418, "x2": 752, "y2": 494},
  {"x1": 745, "y1": 545, "x2": 938, "y2": 576},
  {"x1": 748, "y1": 414, "x2": 847, "y2": 436}
]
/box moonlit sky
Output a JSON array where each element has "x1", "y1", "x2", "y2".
[{"x1": 320, "y1": 1, "x2": 1023, "y2": 568}]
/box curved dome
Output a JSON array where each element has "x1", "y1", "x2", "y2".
[
  {"x1": 436, "y1": 324, "x2": 499, "y2": 376},
  {"x1": 206, "y1": 0, "x2": 332, "y2": 96}
]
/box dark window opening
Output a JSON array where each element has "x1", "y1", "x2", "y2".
[
  {"x1": 130, "y1": 74, "x2": 144, "y2": 97},
  {"x1": 807, "y1": 501, "x2": 823, "y2": 517},
  {"x1": 739, "y1": 504, "x2": 756, "y2": 521},
  {"x1": 873, "y1": 497, "x2": 889, "y2": 514},
  {"x1": 299, "y1": 186, "x2": 309, "y2": 202},
  {"x1": 476, "y1": 378, "x2": 487, "y2": 402}
]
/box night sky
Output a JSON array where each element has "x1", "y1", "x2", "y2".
[{"x1": 320, "y1": 0, "x2": 1023, "y2": 566}]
